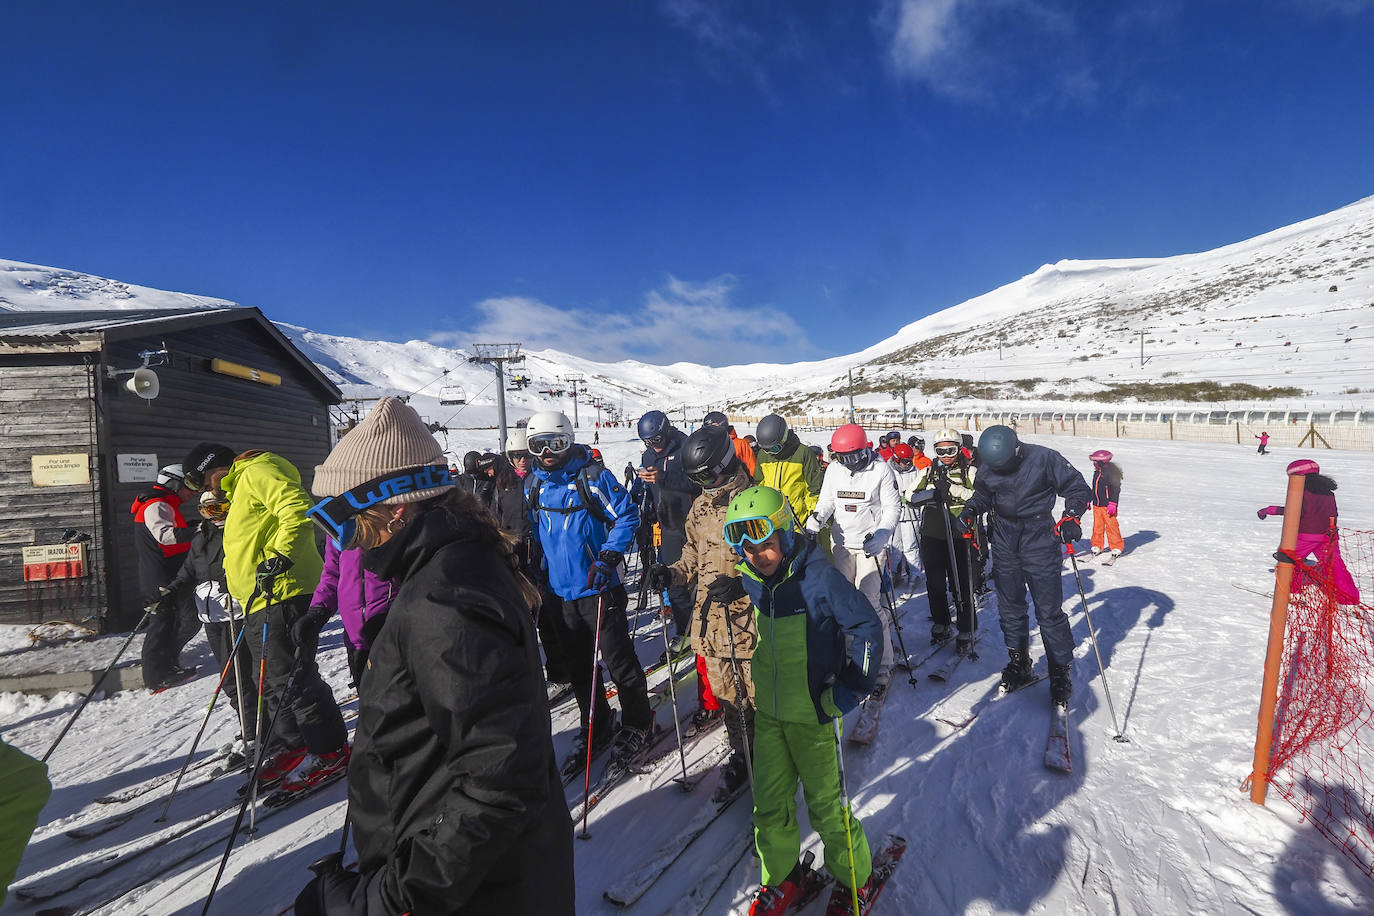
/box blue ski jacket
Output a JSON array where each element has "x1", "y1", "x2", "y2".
[
  {"x1": 528, "y1": 446, "x2": 640, "y2": 601},
  {"x1": 964, "y1": 442, "x2": 1091, "y2": 526}
]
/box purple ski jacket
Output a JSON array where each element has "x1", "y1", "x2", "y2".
[{"x1": 311, "y1": 540, "x2": 397, "y2": 651}]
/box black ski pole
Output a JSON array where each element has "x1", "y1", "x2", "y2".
[
  {"x1": 658, "y1": 589, "x2": 692, "y2": 792},
  {"x1": 578, "y1": 590, "x2": 608, "y2": 840},
  {"x1": 879, "y1": 557, "x2": 916, "y2": 687},
  {"x1": 247, "y1": 576, "x2": 277, "y2": 835},
  {"x1": 43, "y1": 605, "x2": 155, "y2": 764},
  {"x1": 718, "y1": 597, "x2": 756, "y2": 795},
  {"x1": 202, "y1": 651, "x2": 304, "y2": 915},
  {"x1": 1064, "y1": 544, "x2": 1128, "y2": 743},
  {"x1": 156, "y1": 623, "x2": 249, "y2": 821}
]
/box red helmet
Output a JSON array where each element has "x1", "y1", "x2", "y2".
[
  {"x1": 831, "y1": 423, "x2": 867, "y2": 454},
  {"x1": 1090, "y1": 449, "x2": 1113, "y2": 463},
  {"x1": 893, "y1": 443, "x2": 914, "y2": 461}
]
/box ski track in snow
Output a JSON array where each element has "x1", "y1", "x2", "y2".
[{"x1": 3, "y1": 431, "x2": 1374, "y2": 914}]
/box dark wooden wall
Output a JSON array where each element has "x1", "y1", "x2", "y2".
[
  {"x1": 0, "y1": 355, "x2": 106, "y2": 627},
  {"x1": 100, "y1": 319, "x2": 335, "y2": 629}
]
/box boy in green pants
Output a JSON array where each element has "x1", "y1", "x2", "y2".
[{"x1": 725, "y1": 486, "x2": 885, "y2": 915}]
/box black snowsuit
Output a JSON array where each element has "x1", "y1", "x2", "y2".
[
  {"x1": 963, "y1": 443, "x2": 1091, "y2": 668},
  {"x1": 633, "y1": 428, "x2": 700, "y2": 636},
  {"x1": 345, "y1": 502, "x2": 574, "y2": 915}
]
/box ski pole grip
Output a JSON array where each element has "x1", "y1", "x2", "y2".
[{"x1": 308, "y1": 852, "x2": 344, "y2": 876}]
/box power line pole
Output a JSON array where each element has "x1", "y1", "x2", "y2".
[
  {"x1": 469, "y1": 342, "x2": 524, "y2": 452},
  {"x1": 847, "y1": 368, "x2": 856, "y2": 422}
]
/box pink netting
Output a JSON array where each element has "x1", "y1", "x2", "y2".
[{"x1": 1267, "y1": 527, "x2": 1374, "y2": 877}]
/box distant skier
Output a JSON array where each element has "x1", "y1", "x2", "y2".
[
  {"x1": 724, "y1": 487, "x2": 884, "y2": 916},
  {"x1": 958, "y1": 426, "x2": 1090, "y2": 706},
  {"x1": 806, "y1": 424, "x2": 901, "y2": 693},
  {"x1": 295, "y1": 397, "x2": 573, "y2": 916},
  {"x1": 132, "y1": 464, "x2": 200, "y2": 690},
  {"x1": 1088, "y1": 449, "x2": 1124, "y2": 561},
  {"x1": 1257, "y1": 459, "x2": 1360, "y2": 604},
  {"x1": 1256, "y1": 431, "x2": 1270, "y2": 455},
  {"x1": 905, "y1": 429, "x2": 978, "y2": 655}
]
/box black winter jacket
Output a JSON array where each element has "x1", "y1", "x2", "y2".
[
  {"x1": 964, "y1": 442, "x2": 1092, "y2": 530},
  {"x1": 633, "y1": 428, "x2": 700, "y2": 533},
  {"x1": 348, "y1": 504, "x2": 574, "y2": 915}
]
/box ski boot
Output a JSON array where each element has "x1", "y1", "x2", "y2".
[
  {"x1": 280, "y1": 744, "x2": 351, "y2": 793},
  {"x1": 1049, "y1": 663, "x2": 1073, "y2": 707},
  {"x1": 749, "y1": 855, "x2": 816, "y2": 916},
  {"x1": 825, "y1": 875, "x2": 877, "y2": 916},
  {"x1": 560, "y1": 710, "x2": 617, "y2": 780},
  {"x1": 930, "y1": 623, "x2": 953, "y2": 645},
  {"x1": 955, "y1": 632, "x2": 975, "y2": 657},
  {"x1": 712, "y1": 751, "x2": 750, "y2": 805},
  {"x1": 998, "y1": 649, "x2": 1035, "y2": 694},
  {"x1": 603, "y1": 714, "x2": 655, "y2": 781},
  {"x1": 687, "y1": 705, "x2": 724, "y2": 736}
]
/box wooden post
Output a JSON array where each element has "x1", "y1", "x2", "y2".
[{"x1": 1248, "y1": 472, "x2": 1307, "y2": 804}]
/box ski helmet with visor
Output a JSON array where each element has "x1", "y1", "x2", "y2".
[
  {"x1": 831, "y1": 423, "x2": 872, "y2": 471},
  {"x1": 526, "y1": 411, "x2": 575, "y2": 461}
]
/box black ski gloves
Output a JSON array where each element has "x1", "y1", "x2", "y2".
[
  {"x1": 646, "y1": 563, "x2": 673, "y2": 593},
  {"x1": 294, "y1": 866, "x2": 362, "y2": 916},
  {"x1": 292, "y1": 607, "x2": 332, "y2": 648},
  {"x1": 585, "y1": 549, "x2": 623, "y2": 592},
  {"x1": 706, "y1": 574, "x2": 747, "y2": 605},
  {"x1": 1055, "y1": 513, "x2": 1082, "y2": 544},
  {"x1": 255, "y1": 554, "x2": 293, "y2": 592}
]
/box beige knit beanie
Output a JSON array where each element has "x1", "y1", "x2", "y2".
[{"x1": 312, "y1": 396, "x2": 454, "y2": 502}]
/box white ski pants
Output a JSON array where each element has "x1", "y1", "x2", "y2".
[{"x1": 832, "y1": 545, "x2": 894, "y2": 687}]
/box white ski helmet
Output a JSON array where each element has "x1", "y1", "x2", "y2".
[
  {"x1": 933, "y1": 429, "x2": 962, "y2": 447},
  {"x1": 526, "y1": 410, "x2": 575, "y2": 457},
  {"x1": 505, "y1": 426, "x2": 529, "y2": 455},
  {"x1": 157, "y1": 464, "x2": 186, "y2": 489}
]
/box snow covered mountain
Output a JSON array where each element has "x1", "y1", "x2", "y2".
[{"x1": 3, "y1": 192, "x2": 1372, "y2": 435}]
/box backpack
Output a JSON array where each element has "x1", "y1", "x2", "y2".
[{"x1": 526, "y1": 454, "x2": 614, "y2": 527}]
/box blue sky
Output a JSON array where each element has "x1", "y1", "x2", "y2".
[{"x1": 3, "y1": 1, "x2": 1373, "y2": 366}]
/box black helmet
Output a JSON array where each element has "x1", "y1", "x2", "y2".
[
  {"x1": 477, "y1": 452, "x2": 498, "y2": 472},
  {"x1": 638, "y1": 410, "x2": 671, "y2": 443},
  {"x1": 702, "y1": 410, "x2": 729, "y2": 428},
  {"x1": 462, "y1": 450, "x2": 481, "y2": 474},
  {"x1": 909, "y1": 435, "x2": 925, "y2": 452},
  {"x1": 756, "y1": 414, "x2": 788, "y2": 455},
  {"x1": 682, "y1": 425, "x2": 736, "y2": 487},
  {"x1": 977, "y1": 425, "x2": 1020, "y2": 471}
]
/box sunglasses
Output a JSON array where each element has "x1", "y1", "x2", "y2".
[
  {"x1": 934, "y1": 445, "x2": 960, "y2": 457},
  {"x1": 307, "y1": 464, "x2": 454, "y2": 549},
  {"x1": 507, "y1": 450, "x2": 530, "y2": 462},
  {"x1": 527, "y1": 433, "x2": 572, "y2": 456}
]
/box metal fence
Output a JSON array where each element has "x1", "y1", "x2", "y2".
[{"x1": 729, "y1": 409, "x2": 1374, "y2": 452}]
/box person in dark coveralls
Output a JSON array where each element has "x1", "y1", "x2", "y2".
[
  {"x1": 959, "y1": 425, "x2": 1091, "y2": 706},
  {"x1": 132, "y1": 464, "x2": 201, "y2": 689},
  {"x1": 295, "y1": 397, "x2": 573, "y2": 916}
]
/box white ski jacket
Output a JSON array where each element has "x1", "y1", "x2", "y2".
[{"x1": 807, "y1": 454, "x2": 901, "y2": 554}]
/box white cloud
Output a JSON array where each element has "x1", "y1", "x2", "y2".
[
  {"x1": 430, "y1": 276, "x2": 816, "y2": 367},
  {"x1": 881, "y1": 0, "x2": 1097, "y2": 104}
]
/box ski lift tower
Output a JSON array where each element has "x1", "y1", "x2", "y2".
[
  {"x1": 561, "y1": 374, "x2": 585, "y2": 428},
  {"x1": 469, "y1": 343, "x2": 524, "y2": 452}
]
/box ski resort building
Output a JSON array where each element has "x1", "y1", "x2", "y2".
[{"x1": 0, "y1": 308, "x2": 341, "y2": 630}]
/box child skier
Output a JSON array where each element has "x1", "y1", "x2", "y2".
[
  {"x1": 726, "y1": 486, "x2": 885, "y2": 915},
  {"x1": 1257, "y1": 459, "x2": 1360, "y2": 604},
  {"x1": 806, "y1": 424, "x2": 902, "y2": 692},
  {"x1": 1088, "y1": 449, "x2": 1124, "y2": 560},
  {"x1": 905, "y1": 429, "x2": 978, "y2": 654}
]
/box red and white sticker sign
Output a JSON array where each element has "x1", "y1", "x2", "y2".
[{"x1": 22, "y1": 543, "x2": 87, "y2": 581}]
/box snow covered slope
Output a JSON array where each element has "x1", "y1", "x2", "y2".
[
  {"x1": 3, "y1": 193, "x2": 1373, "y2": 433},
  {"x1": 3, "y1": 430, "x2": 1372, "y2": 914}
]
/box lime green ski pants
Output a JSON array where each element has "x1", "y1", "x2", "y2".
[
  {"x1": 753, "y1": 711, "x2": 872, "y2": 889},
  {"x1": 0, "y1": 739, "x2": 51, "y2": 904}
]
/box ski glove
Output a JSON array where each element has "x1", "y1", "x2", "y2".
[
  {"x1": 1106, "y1": 501, "x2": 1118, "y2": 518},
  {"x1": 292, "y1": 607, "x2": 332, "y2": 648},
  {"x1": 706, "y1": 574, "x2": 747, "y2": 605},
  {"x1": 1054, "y1": 514, "x2": 1082, "y2": 545},
  {"x1": 645, "y1": 563, "x2": 673, "y2": 593},
  {"x1": 1257, "y1": 505, "x2": 1280, "y2": 520},
  {"x1": 585, "y1": 549, "x2": 623, "y2": 592},
  {"x1": 255, "y1": 554, "x2": 293, "y2": 591},
  {"x1": 293, "y1": 867, "x2": 361, "y2": 916},
  {"x1": 863, "y1": 532, "x2": 890, "y2": 557}
]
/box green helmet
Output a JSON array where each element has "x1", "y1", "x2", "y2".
[{"x1": 724, "y1": 485, "x2": 797, "y2": 551}]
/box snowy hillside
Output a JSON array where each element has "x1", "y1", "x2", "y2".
[
  {"x1": 3, "y1": 193, "x2": 1373, "y2": 437},
  {"x1": 3, "y1": 429, "x2": 1372, "y2": 914}
]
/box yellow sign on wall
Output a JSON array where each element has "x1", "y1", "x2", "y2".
[{"x1": 32, "y1": 454, "x2": 90, "y2": 487}]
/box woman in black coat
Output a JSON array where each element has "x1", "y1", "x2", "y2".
[{"x1": 297, "y1": 397, "x2": 574, "y2": 915}]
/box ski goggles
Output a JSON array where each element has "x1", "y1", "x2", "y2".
[
  {"x1": 761, "y1": 440, "x2": 785, "y2": 455},
  {"x1": 893, "y1": 458, "x2": 913, "y2": 471},
  {"x1": 835, "y1": 449, "x2": 869, "y2": 470},
  {"x1": 642, "y1": 433, "x2": 669, "y2": 449},
  {"x1": 506, "y1": 449, "x2": 530, "y2": 462},
  {"x1": 307, "y1": 464, "x2": 454, "y2": 549},
  {"x1": 934, "y1": 445, "x2": 960, "y2": 457},
  {"x1": 527, "y1": 432, "x2": 573, "y2": 456},
  {"x1": 199, "y1": 499, "x2": 230, "y2": 522},
  {"x1": 688, "y1": 454, "x2": 735, "y2": 487},
  {"x1": 723, "y1": 515, "x2": 780, "y2": 549}
]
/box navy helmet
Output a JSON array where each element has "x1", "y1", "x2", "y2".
[
  {"x1": 977, "y1": 425, "x2": 1021, "y2": 471},
  {"x1": 637, "y1": 409, "x2": 671, "y2": 443}
]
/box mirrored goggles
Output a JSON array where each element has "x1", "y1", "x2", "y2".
[
  {"x1": 761, "y1": 441, "x2": 785, "y2": 456},
  {"x1": 183, "y1": 470, "x2": 206, "y2": 491},
  {"x1": 527, "y1": 433, "x2": 572, "y2": 456},
  {"x1": 836, "y1": 449, "x2": 869, "y2": 469},
  {"x1": 724, "y1": 515, "x2": 777, "y2": 549},
  {"x1": 200, "y1": 500, "x2": 230, "y2": 521},
  {"x1": 307, "y1": 464, "x2": 454, "y2": 549},
  {"x1": 643, "y1": 433, "x2": 669, "y2": 448},
  {"x1": 934, "y1": 445, "x2": 960, "y2": 457}
]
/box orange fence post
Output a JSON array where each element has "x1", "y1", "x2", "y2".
[{"x1": 1248, "y1": 472, "x2": 1307, "y2": 804}]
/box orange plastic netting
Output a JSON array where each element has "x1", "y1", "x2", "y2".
[{"x1": 1267, "y1": 527, "x2": 1374, "y2": 877}]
